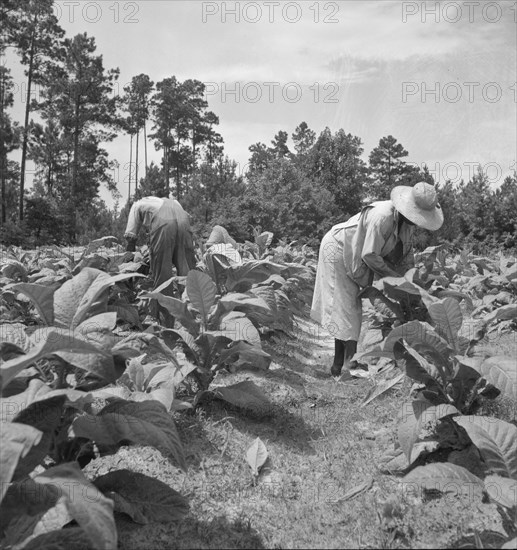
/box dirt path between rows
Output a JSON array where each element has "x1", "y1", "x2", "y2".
[{"x1": 86, "y1": 313, "x2": 509, "y2": 549}]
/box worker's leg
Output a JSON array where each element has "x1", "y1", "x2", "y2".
[
  {"x1": 331, "y1": 340, "x2": 357, "y2": 376},
  {"x1": 149, "y1": 223, "x2": 175, "y2": 292},
  {"x1": 172, "y1": 222, "x2": 197, "y2": 276}
]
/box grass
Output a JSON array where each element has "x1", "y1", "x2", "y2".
[{"x1": 84, "y1": 310, "x2": 515, "y2": 549}]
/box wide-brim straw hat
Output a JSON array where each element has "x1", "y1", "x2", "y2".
[{"x1": 391, "y1": 181, "x2": 444, "y2": 231}]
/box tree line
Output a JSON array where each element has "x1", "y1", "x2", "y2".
[{"x1": 1, "y1": 0, "x2": 515, "y2": 252}]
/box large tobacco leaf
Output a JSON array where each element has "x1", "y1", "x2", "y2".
[
  {"x1": 461, "y1": 356, "x2": 517, "y2": 401},
  {"x1": 93, "y1": 469, "x2": 189, "y2": 524},
  {"x1": 72, "y1": 400, "x2": 186, "y2": 472},
  {"x1": 218, "y1": 311, "x2": 261, "y2": 346},
  {"x1": 454, "y1": 416, "x2": 517, "y2": 480},
  {"x1": 207, "y1": 380, "x2": 271, "y2": 415},
  {"x1": 402, "y1": 463, "x2": 484, "y2": 499},
  {"x1": 384, "y1": 321, "x2": 452, "y2": 371},
  {"x1": 186, "y1": 270, "x2": 217, "y2": 327},
  {"x1": 33, "y1": 462, "x2": 116, "y2": 549},
  {"x1": 12, "y1": 268, "x2": 143, "y2": 330},
  {"x1": 427, "y1": 297, "x2": 463, "y2": 351},
  {"x1": 0, "y1": 422, "x2": 42, "y2": 503},
  {"x1": 0, "y1": 329, "x2": 111, "y2": 390}
]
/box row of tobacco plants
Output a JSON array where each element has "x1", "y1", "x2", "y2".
[
  {"x1": 0, "y1": 232, "x2": 316, "y2": 549},
  {"x1": 356, "y1": 245, "x2": 517, "y2": 548}
]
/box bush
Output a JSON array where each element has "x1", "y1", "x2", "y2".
[{"x1": 0, "y1": 220, "x2": 26, "y2": 247}]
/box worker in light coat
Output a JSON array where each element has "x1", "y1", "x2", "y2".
[
  {"x1": 311, "y1": 182, "x2": 444, "y2": 377},
  {"x1": 124, "y1": 195, "x2": 196, "y2": 291}
]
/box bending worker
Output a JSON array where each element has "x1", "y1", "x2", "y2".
[
  {"x1": 311, "y1": 181, "x2": 444, "y2": 377},
  {"x1": 124, "y1": 195, "x2": 196, "y2": 290}
]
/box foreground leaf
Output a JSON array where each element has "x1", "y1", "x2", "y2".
[
  {"x1": 384, "y1": 321, "x2": 452, "y2": 370},
  {"x1": 0, "y1": 329, "x2": 110, "y2": 390},
  {"x1": 218, "y1": 311, "x2": 261, "y2": 346},
  {"x1": 10, "y1": 283, "x2": 56, "y2": 325},
  {"x1": 94, "y1": 469, "x2": 189, "y2": 524},
  {"x1": 186, "y1": 270, "x2": 217, "y2": 326},
  {"x1": 427, "y1": 297, "x2": 463, "y2": 350},
  {"x1": 12, "y1": 395, "x2": 67, "y2": 480},
  {"x1": 402, "y1": 463, "x2": 484, "y2": 499},
  {"x1": 72, "y1": 400, "x2": 186, "y2": 472},
  {"x1": 474, "y1": 356, "x2": 517, "y2": 401},
  {"x1": 34, "y1": 462, "x2": 116, "y2": 549},
  {"x1": 484, "y1": 475, "x2": 517, "y2": 509},
  {"x1": 0, "y1": 422, "x2": 42, "y2": 503},
  {"x1": 212, "y1": 381, "x2": 271, "y2": 415},
  {"x1": 454, "y1": 416, "x2": 517, "y2": 480},
  {"x1": 246, "y1": 437, "x2": 268, "y2": 476}
]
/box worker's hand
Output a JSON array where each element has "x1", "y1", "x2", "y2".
[{"x1": 126, "y1": 239, "x2": 136, "y2": 253}]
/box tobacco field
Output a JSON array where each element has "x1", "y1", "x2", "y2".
[{"x1": 0, "y1": 237, "x2": 516, "y2": 549}]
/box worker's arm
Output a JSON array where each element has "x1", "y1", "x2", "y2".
[
  {"x1": 361, "y1": 219, "x2": 400, "y2": 279},
  {"x1": 124, "y1": 201, "x2": 142, "y2": 251}
]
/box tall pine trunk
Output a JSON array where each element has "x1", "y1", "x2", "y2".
[
  {"x1": 0, "y1": 70, "x2": 6, "y2": 224},
  {"x1": 19, "y1": 27, "x2": 36, "y2": 222},
  {"x1": 135, "y1": 127, "x2": 139, "y2": 192},
  {"x1": 128, "y1": 133, "x2": 133, "y2": 203},
  {"x1": 143, "y1": 119, "x2": 148, "y2": 179},
  {"x1": 70, "y1": 94, "x2": 81, "y2": 240},
  {"x1": 1, "y1": 153, "x2": 6, "y2": 225}
]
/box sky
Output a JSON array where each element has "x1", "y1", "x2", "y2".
[{"x1": 7, "y1": 0, "x2": 517, "y2": 207}]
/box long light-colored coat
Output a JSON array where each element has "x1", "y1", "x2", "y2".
[{"x1": 311, "y1": 201, "x2": 414, "y2": 341}]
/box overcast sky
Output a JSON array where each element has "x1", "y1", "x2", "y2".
[{"x1": 8, "y1": 0, "x2": 517, "y2": 206}]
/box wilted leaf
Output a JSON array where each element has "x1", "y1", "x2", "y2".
[
  {"x1": 246, "y1": 437, "x2": 268, "y2": 476},
  {"x1": 361, "y1": 372, "x2": 404, "y2": 407},
  {"x1": 93, "y1": 469, "x2": 189, "y2": 524},
  {"x1": 337, "y1": 477, "x2": 374, "y2": 502},
  {"x1": 218, "y1": 341, "x2": 271, "y2": 371}
]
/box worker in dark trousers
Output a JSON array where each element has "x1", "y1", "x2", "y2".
[{"x1": 124, "y1": 195, "x2": 196, "y2": 291}]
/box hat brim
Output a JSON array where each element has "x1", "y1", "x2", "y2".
[{"x1": 391, "y1": 186, "x2": 444, "y2": 231}]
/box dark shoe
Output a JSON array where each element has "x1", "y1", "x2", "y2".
[{"x1": 330, "y1": 364, "x2": 342, "y2": 377}]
